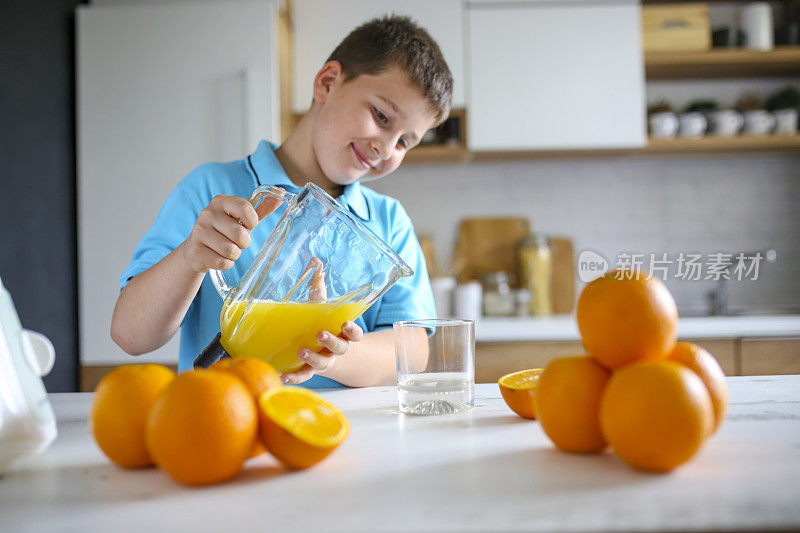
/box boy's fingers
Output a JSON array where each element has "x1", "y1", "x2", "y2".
[
  {"x1": 213, "y1": 216, "x2": 251, "y2": 250},
  {"x1": 201, "y1": 228, "x2": 241, "y2": 263},
  {"x1": 281, "y1": 364, "x2": 315, "y2": 384},
  {"x1": 317, "y1": 330, "x2": 349, "y2": 355},
  {"x1": 299, "y1": 348, "x2": 335, "y2": 371},
  {"x1": 255, "y1": 195, "x2": 284, "y2": 221},
  {"x1": 221, "y1": 195, "x2": 259, "y2": 230},
  {"x1": 341, "y1": 321, "x2": 363, "y2": 342}
]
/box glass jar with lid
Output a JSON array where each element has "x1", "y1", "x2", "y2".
[
  {"x1": 481, "y1": 271, "x2": 516, "y2": 317},
  {"x1": 520, "y1": 234, "x2": 552, "y2": 315}
]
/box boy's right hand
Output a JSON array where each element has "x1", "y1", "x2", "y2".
[{"x1": 181, "y1": 193, "x2": 282, "y2": 273}]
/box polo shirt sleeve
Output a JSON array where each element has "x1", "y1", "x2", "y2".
[
  {"x1": 118, "y1": 171, "x2": 207, "y2": 290},
  {"x1": 370, "y1": 202, "x2": 436, "y2": 330}
]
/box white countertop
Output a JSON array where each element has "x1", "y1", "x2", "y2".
[
  {"x1": 476, "y1": 314, "x2": 800, "y2": 343},
  {"x1": 83, "y1": 315, "x2": 800, "y2": 366},
  {"x1": 2, "y1": 376, "x2": 799, "y2": 532}
]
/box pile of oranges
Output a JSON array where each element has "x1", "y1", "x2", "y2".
[
  {"x1": 500, "y1": 270, "x2": 728, "y2": 473},
  {"x1": 90, "y1": 357, "x2": 349, "y2": 486}
]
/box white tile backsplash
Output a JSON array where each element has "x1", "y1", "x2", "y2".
[{"x1": 369, "y1": 154, "x2": 800, "y2": 315}]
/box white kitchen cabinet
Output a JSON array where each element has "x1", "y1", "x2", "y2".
[
  {"x1": 466, "y1": 0, "x2": 646, "y2": 151},
  {"x1": 77, "y1": 1, "x2": 280, "y2": 366},
  {"x1": 291, "y1": 0, "x2": 465, "y2": 112}
]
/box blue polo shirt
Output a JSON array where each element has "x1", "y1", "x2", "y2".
[{"x1": 120, "y1": 141, "x2": 435, "y2": 388}]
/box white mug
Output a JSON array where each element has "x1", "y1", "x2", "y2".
[
  {"x1": 711, "y1": 110, "x2": 744, "y2": 137},
  {"x1": 649, "y1": 112, "x2": 679, "y2": 139},
  {"x1": 678, "y1": 112, "x2": 707, "y2": 138},
  {"x1": 773, "y1": 108, "x2": 799, "y2": 135},
  {"x1": 743, "y1": 110, "x2": 776, "y2": 135},
  {"x1": 741, "y1": 2, "x2": 774, "y2": 51}
]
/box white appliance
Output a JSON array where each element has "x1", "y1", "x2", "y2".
[
  {"x1": 0, "y1": 277, "x2": 57, "y2": 474},
  {"x1": 76, "y1": 1, "x2": 280, "y2": 367}
]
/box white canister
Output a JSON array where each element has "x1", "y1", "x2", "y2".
[
  {"x1": 453, "y1": 281, "x2": 482, "y2": 322},
  {"x1": 678, "y1": 112, "x2": 707, "y2": 138},
  {"x1": 741, "y1": 2, "x2": 774, "y2": 51},
  {"x1": 648, "y1": 112, "x2": 679, "y2": 139},
  {"x1": 711, "y1": 110, "x2": 744, "y2": 137},
  {"x1": 743, "y1": 110, "x2": 776, "y2": 135},
  {"x1": 430, "y1": 276, "x2": 456, "y2": 318},
  {"x1": 773, "y1": 108, "x2": 799, "y2": 135}
]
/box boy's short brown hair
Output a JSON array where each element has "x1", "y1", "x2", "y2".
[{"x1": 326, "y1": 15, "x2": 453, "y2": 126}]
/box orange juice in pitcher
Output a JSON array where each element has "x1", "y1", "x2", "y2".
[
  {"x1": 194, "y1": 183, "x2": 413, "y2": 372},
  {"x1": 219, "y1": 300, "x2": 369, "y2": 373}
]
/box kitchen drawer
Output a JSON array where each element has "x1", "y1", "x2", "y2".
[
  {"x1": 475, "y1": 337, "x2": 738, "y2": 383},
  {"x1": 740, "y1": 338, "x2": 800, "y2": 376},
  {"x1": 475, "y1": 341, "x2": 585, "y2": 383},
  {"x1": 680, "y1": 338, "x2": 737, "y2": 376},
  {"x1": 81, "y1": 364, "x2": 178, "y2": 392}
]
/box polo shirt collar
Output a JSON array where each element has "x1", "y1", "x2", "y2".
[{"x1": 249, "y1": 141, "x2": 372, "y2": 221}]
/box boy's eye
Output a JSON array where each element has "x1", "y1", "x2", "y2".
[
  {"x1": 397, "y1": 138, "x2": 407, "y2": 149},
  {"x1": 373, "y1": 107, "x2": 389, "y2": 124}
]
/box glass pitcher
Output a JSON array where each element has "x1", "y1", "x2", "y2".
[{"x1": 194, "y1": 182, "x2": 413, "y2": 373}]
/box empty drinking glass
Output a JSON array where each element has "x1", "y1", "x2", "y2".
[{"x1": 394, "y1": 319, "x2": 475, "y2": 415}]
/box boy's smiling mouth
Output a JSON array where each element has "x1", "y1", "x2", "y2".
[{"x1": 350, "y1": 143, "x2": 374, "y2": 170}]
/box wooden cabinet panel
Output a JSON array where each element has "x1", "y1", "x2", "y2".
[
  {"x1": 476, "y1": 341, "x2": 585, "y2": 383},
  {"x1": 680, "y1": 338, "x2": 738, "y2": 376},
  {"x1": 476, "y1": 337, "x2": 739, "y2": 383},
  {"x1": 740, "y1": 338, "x2": 800, "y2": 376},
  {"x1": 81, "y1": 365, "x2": 178, "y2": 393}
]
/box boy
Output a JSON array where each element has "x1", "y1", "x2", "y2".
[{"x1": 110, "y1": 15, "x2": 453, "y2": 389}]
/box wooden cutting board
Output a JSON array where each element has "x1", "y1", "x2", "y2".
[
  {"x1": 452, "y1": 217, "x2": 531, "y2": 286},
  {"x1": 451, "y1": 218, "x2": 576, "y2": 314},
  {"x1": 549, "y1": 236, "x2": 575, "y2": 314}
]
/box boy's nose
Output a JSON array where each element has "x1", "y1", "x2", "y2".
[{"x1": 370, "y1": 139, "x2": 391, "y2": 161}]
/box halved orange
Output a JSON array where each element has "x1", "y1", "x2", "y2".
[
  {"x1": 257, "y1": 386, "x2": 349, "y2": 469},
  {"x1": 499, "y1": 369, "x2": 543, "y2": 419}
]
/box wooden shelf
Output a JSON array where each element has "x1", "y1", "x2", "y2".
[
  {"x1": 403, "y1": 135, "x2": 800, "y2": 163},
  {"x1": 644, "y1": 134, "x2": 800, "y2": 154},
  {"x1": 645, "y1": 46, "x2": 800, "y2": 79}
]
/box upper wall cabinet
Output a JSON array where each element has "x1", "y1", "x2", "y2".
[
  {"x1": 467, "y1": 0, "x2": 646, "y2": 151},
  {"x1": 291, "y1": 0, "x2": 465, "y2": 113}
]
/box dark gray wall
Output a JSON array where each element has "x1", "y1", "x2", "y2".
[{"x1": 1, "y1": 0, "x2": 85, "y2": 391}]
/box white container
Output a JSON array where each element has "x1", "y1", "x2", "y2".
[
  {"x1": 773, "y1": 108, "x2": 799, "y2": 135},
  {"x1": 711, "y1": 110, "x2": 744, "y2": 137},
  {"x1": 453, "y1": 281, "x2": 482, "y2": 322},
  {"x1": 678, "y1": 112, "x2": 707, "y2": 138},
  {"x1": 430, "y1": 277, "x2": 457, "y2": 319},
  {"x1": 743, "y1": 110, "x2": 776, "y2": 135},
  {"x1": 741, "y1": 2, "x2": 774, "y2": 51},
  {"x1": 0, "y1": 277, "x2": 57, "y2": 474},
  {"x1": 649, "y1": 112, "x2": 679, "y2": 139}
]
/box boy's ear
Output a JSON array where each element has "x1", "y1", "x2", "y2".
[{"x1": 313, "y1": 61, "x2": 344, "y2": 105}]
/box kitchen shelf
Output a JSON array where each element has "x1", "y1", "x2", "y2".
[
  {"x1": 403, "y1": 135, "x2": 800, "y2": 164},
  {"x1": 644, "y1": 135, "x2": 800, "y2": 154},
  {"x1": 645, "y1": 46, "x2": 800, "y2": 79}
]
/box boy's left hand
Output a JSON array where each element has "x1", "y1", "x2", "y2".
[{"x1": 281, "y1": 321, "x2": 363, "y2": 384}]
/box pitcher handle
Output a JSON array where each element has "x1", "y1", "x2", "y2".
[{"x1": 209, "y1": 185, "x2": 296, "y2": 298}]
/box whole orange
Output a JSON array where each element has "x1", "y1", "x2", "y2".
[
  {"x1": 577, "y1": 270, "x2": 678, "y2": 369},
  {"x1": 146, "y1": 370, "x2": 257, "y2": 486},
  {"x1": 499, "y1": 369, "x2": 542, "y2": 419},
  {"x1": 258, "y1": 386, "x2": 349, "y2": 470},
  {"x1": 536, "y1": 356, "x2": 611, "y2": 453},
  {"x1": 89, "y1": 364, "x2": 175, "y2": 468},
  {"x1": 669, "y1": 342, "x2": 728, "y2": 434},
  {"x1": 211, "y1": 357, "x2": 282, "y2": 458},
  {"x1": 600, "y1": 360, "x2": 714, "y2": 473}
]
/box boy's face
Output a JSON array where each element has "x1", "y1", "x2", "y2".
[{"x1": 311, "y1": 63, "x2": 438, "y2": 187}]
